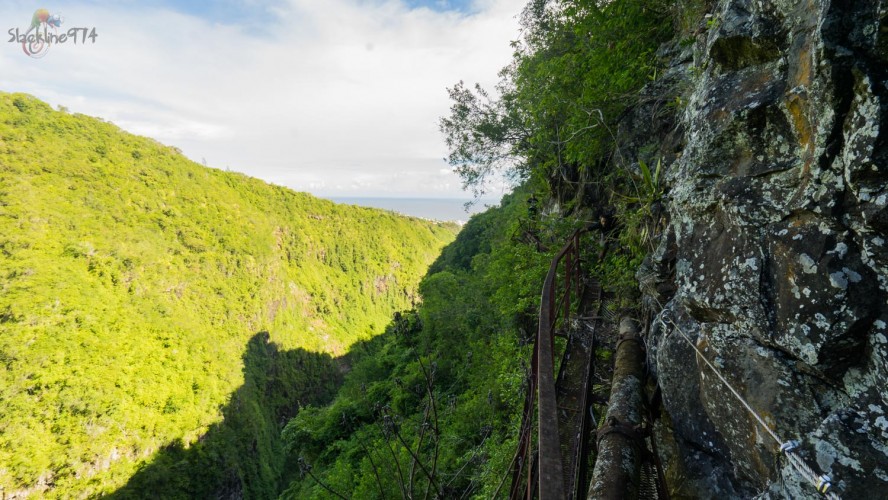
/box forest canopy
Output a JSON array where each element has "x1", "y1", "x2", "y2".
[{"x1": 0, "y1": 92, "x2": 456, "y2": 497}]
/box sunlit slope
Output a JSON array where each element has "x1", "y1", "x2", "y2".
[{"x1": 0, "y1": 93, "x2": 456, "y2": 496}]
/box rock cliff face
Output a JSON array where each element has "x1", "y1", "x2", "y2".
[{"x1": 643, "y1": 1, "x2": 888, "y2": 497}]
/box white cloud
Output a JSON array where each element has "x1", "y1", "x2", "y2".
[{"x1": 0, "y1": 0, "x2": 525, "y2": 197}]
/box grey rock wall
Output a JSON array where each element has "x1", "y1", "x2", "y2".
[{"x1": 645, "y1": 1, "x2": 888, "y2": 497}]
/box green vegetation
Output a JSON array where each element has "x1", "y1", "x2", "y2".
[
  {"x1": 109, "y1": 334, "x2": 343, "y2": 499},
  {"x1": 282, "y1": 187, "x2": 584, "y2": 498},
  {"x1": 0, "y1": 0, "x2": 701, "y2": 496},
  {"x1": 281, "y1": 0, "x2": 685, "y2": 496},
  {"x1": 442, "y1": 0, "x2": 672, "y2": 205},
  {"x1": 0, "y1": 92, "x2": 455, "y2": 498},
  {"x1": 441, "y1": 0, "x2": 676, "y2": 301}
]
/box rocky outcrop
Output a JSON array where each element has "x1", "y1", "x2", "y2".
[{"x1": 642, "y1": 1, "x2": 888, "y2": 497}]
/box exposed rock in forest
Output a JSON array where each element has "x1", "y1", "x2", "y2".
[{"x1": 641, "y1": 0, "x2": 888, "y2": 497}]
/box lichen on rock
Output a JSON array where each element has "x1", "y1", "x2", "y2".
[{"x1": 640, "y1": 0, "x2": 888, "y2": 497}]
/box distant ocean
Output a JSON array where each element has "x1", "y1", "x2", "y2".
[{"x1": 328, "y1": 197, "x2": 497, "y2": 223}]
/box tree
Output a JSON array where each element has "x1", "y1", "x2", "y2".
[
  {"x1": 439, "y1": 80, "x2": 529, "y2": 198},
  {"x1": 441, "y1": 0, "x2": 672, "y2": 205}
]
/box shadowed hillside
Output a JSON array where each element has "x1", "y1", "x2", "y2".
[
  {"x1": 0, "y1": 92, "x2": 456, "y2": 497},
  {"x1": 108, "y1": 333, "x2": 342, "y2": 499}
]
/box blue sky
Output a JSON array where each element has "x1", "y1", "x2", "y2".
[
  {"x1": 144, "y1": 0, "x2": 480, "y2": 35},
  {"x1": 153, "y1": 0, "x2": 478, "y2": 19},
  {"x1": 1, "y1": 0, "x2": 522, "y2": 197}
]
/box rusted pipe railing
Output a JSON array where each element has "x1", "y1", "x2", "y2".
[{"x1": 509, "y1": 229, "x2": 585, "y2": 500}]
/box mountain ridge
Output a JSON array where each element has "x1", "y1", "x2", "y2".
[{"x1": 0, "y1": 91, "x2": 457, "y2": 497}]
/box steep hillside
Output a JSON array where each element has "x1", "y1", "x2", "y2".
[
  {"x1": 279, "y1": 0, "x2": 675, "y2": 497},
  {"x1": 0, "y1": 93, "x2": 456, "y2": 497},
  {"x1": 292, "y1": 0, "x2": 888, "y2": 497},
  {"x1": 280, "y1": 187, "x2": 564, "y2": 498}
]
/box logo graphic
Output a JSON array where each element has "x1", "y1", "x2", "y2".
[
  {"x1": 23, "y1": 8, "x2": 62, "y2": 58},
  {"x1": 7, "y1": 8, "x2": 97, "y2": 58}
]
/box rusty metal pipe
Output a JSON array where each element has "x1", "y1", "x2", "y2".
[{"x1": 588, "y1": 318, "x2": 646, "y2": 500}]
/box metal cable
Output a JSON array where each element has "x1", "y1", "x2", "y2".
[
  {"x1": 660, "y1": 316, "x2": 782, "y2": 445},
  {"x1": 657, "y1": 315, "x2": 841, "y2": 499}
]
